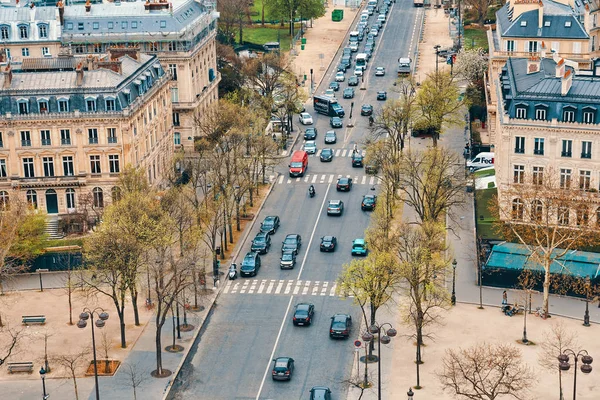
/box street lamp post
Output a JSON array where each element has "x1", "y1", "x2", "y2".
[
  {"x1": 558, "y1": 349, "x2": 593, "y2": 400},
  {"x1": 362, "y1": 323, "x2": 397, "y2": 400},
  {"x1": 77, "y1": 308, "x2": 109, "y2": 400},
  {"x1": 407, "y1": 387, "x2": 414, "y2": 400},
  {"x1": 434, "y1": 45, "x2": 441, "y2": 75},
  {"x1": 40, "y1": 366, "x2": 49, "y2": 400},
  {"x1": 310, "y1": 68, "x2": 314, "y2": 94},
  {"x1": 583, "y1": 276, "x2": 591, "y2": 327},
  {"x1": 451, "y1": 259, "x2": 457, "y2": 306}
]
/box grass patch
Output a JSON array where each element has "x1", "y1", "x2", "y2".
[
  {"x1": 249, "y1": 0, "x2": 275, "y2": 23},
  {"x1": 238, "y1": 26, "x2": 293, "y2": 50},
  {"x1": 45, "y1": 238, "x2": 85, "y2": 249},
  {"x1": 464, "y1": 27, "x2": 489, "y2": 52},
  {"x1": 475, "y1": 188, "x2": 504, "y2": 240},
  {"x1": 474, "y1": 167, "x2": 495, "y2": 178}
]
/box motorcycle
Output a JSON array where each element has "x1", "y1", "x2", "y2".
[
  {"x1": 228, "y1": 263, "x2": 237, "y2": 280},
  {"x1": 369, "y1": 117, "x2": 374, "y2": 127},
  {"x1": 309, "y1": 186, "x2": 316, "y2": 198}
]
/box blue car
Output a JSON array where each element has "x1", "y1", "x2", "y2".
[{"x1": 351, "y1": 239, "x2": 368, "y2": 256}]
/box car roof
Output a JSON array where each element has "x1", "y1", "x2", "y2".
[
  {"x1": 285, "y1": 234, "x2": 299, "y2": 239},
  {"x1": 333, "y1": 313, "x2": 349, "y2": 321},
  {"x1": 329, "y1": 200, "x2": 342, "y2": 205},
  {"x1": 322, "y1": 148, "x2": 333, "y2": 153},
  {"x1": 264, "y1": 215, "x2": 278, "y2": 221},
  {"x1": 338, "y1": 177, "x2": 350, "y2": 182},
  {"x1": 306, "y1": 141, "x2": 316, "y2": 145},
  {"x1": 322, "y1": 235, "x2": 335, "y2": 240},
  {"x1": 255, "y1": 231, "x2": 268, "y2": 237},
  {"x1": 362, "y1": 103, "x2": 372, "y2": 107},
  {"x1": 274, "y1": 356, "x2": 292, "y2": 362},
  {"x1": 353, "y1": 238, "x2": 366, "y2": 244},
  {"x1": 364, "y1": 194, "x2": 376, "y2": 199},
  {"x1": 326, "y1": 131, "x2": 336, "y2": 135},
  {"x1": 296, "y1": 303, "x2": 312, "y2": 309}
]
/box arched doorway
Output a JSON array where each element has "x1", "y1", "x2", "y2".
[{"x1": 45, "y1": 189, "x2": 58, "y2": 214}]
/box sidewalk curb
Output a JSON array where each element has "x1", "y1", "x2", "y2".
[{"x1": 161, "y1": 177, "x2": 279, "y2": 400}]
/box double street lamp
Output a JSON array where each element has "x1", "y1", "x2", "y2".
[
  {"x1": 451, "y1": 259, "x2": 457, "y2": 306},
  {"x1": 558, "y1": 349, "x2": 593, "y2": 400},
  {"x1": 40, "y1": 366, "x2": 49, "y2": 400},
  {"x1": 77, "y1": 308, "x2": 109, "y2": 400},
  {"x1": 362, "y1": 322, "x2": 397, "y2": 400}
]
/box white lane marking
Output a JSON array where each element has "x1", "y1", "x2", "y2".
[
  {"x1": 361, "y1": 176, "x2": 367, "y2": 185},
  {"x1": 354, "y1": 175, "x2": 359, "y2": 183},
  {"x1": 312, "y1": 174, "x2": 318, "y2": 183},
  {"x1": 328, "y1": 174, "x2": 334, "y2": 184},
  {"x1": 284, "y1": 280, "x2": 293, "y2": 294},
  {"x1": 369, "y1": 176, "x2": 375, "y2": 185},
  {"x1": 266, "y1": 280, "x2": 275, "y2": 294},
  {"x1": 287, "y1": 178, "x2": 292, "y2": 184},
  {"x1": 293, "y1": 281, "x2": 301, "y2": 295},
  {"x1": 255, "y1": 296, "x2": 295, "y2": 400},
  {"x1": 302, "y1": 284, "x2": 309, "y2": 296},
  {"x1": 296, "y1": 177, "x2": 301, "y2": 182},
  {"x1": 257, "y1": 280, "x2": 266, "y2": 294},
  {"x1": 335, "y1": 149, "x2": 341, "y2": 156},
  {"x1": 311, "y1": 282, "x2": 319, "y2": 296},
  {"x1": 342, "y1": 149, "x2": 348, "y2": 157},
  {"x1": 231, "y1": 282, "x2": 240, "y2": 294},
  {"x1": 248, "y1": 279, "x2": 257, "y2": 294},
  {"x1": 240, "y1": 280, "x2": 249, "y2": 294},
  {"x1": 329, "y1": 283, "x2": 337, "y2": 296},
  {"x1": 275, "y1": 280, "x2": 284, "y2": 294},
  {"x1": 223, "y1": 280, "x2": 231, "y2": 293},
  {"x1": 269, "y1": 175, "x2": 275, "y2": 182},
  {"x1": 278, "y1": 175, "x2": 284, "y2": 184},
  {"x1": 320, "y1": 174, "x2": 326, "y2": 183}
]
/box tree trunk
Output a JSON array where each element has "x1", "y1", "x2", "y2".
[
  {"x1": 131, "y1": 287, "x2": 140, "y2": 326},
  {"x1": 416, "y1": 342, "x2": 421, "y2": 388},
  {"x1": 105, "y1": 357, "x2": 110, "y2": 373},
  {"x1": 68, "y1": 285, "x2": 73, "y2": 325},
  {"x1": 156, "y1": 327, "x2": 163, "y2": 375},
  {"x1": 120, "y1": 318, "x2": 127, "y2": 348},
  {"x1": 239, "y1": 17, "x2": 243, "y2": 44},
  {"x1": 249, "y1": 187, "x2": 254, "y2": 207},
  {"x1": 261, "y1": 3, "x2": 265, "y2": 26},
  {"x1": 236, "y1": 201, "x2": 241, "y2": 231},
  {"x1": 543, "y1": 261, "x2": 551, "y2": 318},
  {"x1": 72, "y1": 376, "x2": 80, "y2": 400}
]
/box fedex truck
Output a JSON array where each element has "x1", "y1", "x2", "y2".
[{"x1": 466, "y1": 152, "x2": 495, "y2": 171}]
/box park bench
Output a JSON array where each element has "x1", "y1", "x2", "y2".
[
  {"x1": 22, "y1": 315, "x2": 46, "y2": 325},
  {"x1": 7, "y1": 362, "x2": 34, "y2": 373}
]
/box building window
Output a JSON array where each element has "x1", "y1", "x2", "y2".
[
  {"x1": 160, "y1": 20, "x2": 167, "y2": 28},
  {"x1": 42, "y1": 47, "x2": 50, "y2": 56},
  {"x1": 149, "y1": 42, "x2": 159, "y2": 52},
  {"x1": 93, "y1": 44, "x2": 102, "y2": 53},
  {"x1": 171, "y1": 88, "x2": 179, "y2": 103},
  {"x1": 21, "y1": 48, "x2": 29, "y2": 57},
  {"x1": 531, "y1": 200, "x2": 543, "y2": 222},
  {"x1": 107, "y1": 128, "x2": 117, "y2": 144},
  {"x1": 560, "y1": 168, "x2": 572, "y2": 189},
  {"x1": 38, "y1": 24, "x2": 48, "y2": 38},
  {"x1": 86, "y1": 98, "x2": 97, "y2": 112},
  {"x1": 535, "y1": 108, "x2": 546, "y2": 120},
  {"x1": 111, "y1": 187, "x2": 121, "y2": 203},
  {"x1": 132, "y1": 21, "x2": 138, "y2": 29},
  {"x1": 23, "y1": 157, "x2": 35, "y2": 178},
  {"x1": 558, "y1": 206, "x2": 569, "y2": 226},
  {"x1": 93, "y1": 22, "x2": 99, "y2": 30},
  {"x1": 516, "y1": 107, "x2": 527, "y2": 119},
  {"x1": 174, "y1": 132, "x2": 181, "y2": 145},
  {"x1": 579, "y1": 170, "x2": 591, "y2": 190},
  {"x1": 42, "y1": 157, "x2": 55, "y2": 177},
  {"x1": 528, "y1": 41, "x2": 538, "y2": 53},
  {"x1": 90, "y1": 155, "x2": 101, "y2": 174},
  {"x1": 18, "y1": 101, "x2": 29, "y2": 115},
  {"x1": 61, "y1": 129, "x2": 71, "y2": 145},
  {"x1": 78, "y1": 23, "x2": 84, "y2": 30},
  {"x1": 513, "y1": 165, "x2": 525, "y2": 184},
  {"x1": 20, "y1": 131, "x2": 31, "y2": 147},
  {"x1": 534, "y1": 138, "x2": 545, "y2": 155},
  {"x1": 0, "y1": 191, "x2": 8, "y2": 208},
  {"x1": 73, "y1": 45, "x2": 86, "y2": 54},
  {"x1": 512, "y1": 198, "x2": 524, "y2": 220},
  {"x1": 88, "y1": 129, "x2": 99, "y2": 144},
  {"x1": 576, "y1": 205, "x2": 589, "y2": 226},
  {"x1": 583, "y1": 111, "x2": 595, "y2": 124},
  {"x1": 40, "y1": 130, "x2": 51, "y2": 146},
  {"x1": 532, "y1": 166, "x2": 544, "y2": 185},
  {"x1": 121, "y1": 21, "x2": 128, "y2": 29},
  {"x1": 19, "y1": 25, "x2": 28, "y2": 39},
  {"x1": 58, "y1": 99, "x2": 69, "y2": 112},
  {"x1": 63, "y1": 156, "x2": 74, "y2": 176},
  {"x1": 0, "y1": 159, "x2": 6, "y2": 177},
  {"x1": 66, "y1": 188, "x2": 76, "y2": 209},
  {"x1": 581, "y1": 141, "x2": 592, "y2": 158},
  {"x1": 169, "y1": 64, "x2": 178, "y2": 80},
  {"x1": 0, "y1": 26, "x2": 9, "y2": 40},
  {"x1": 105, "y1": 99, "x2": 116, "y2": 111},
  {"x1": 563, "y1": 109, "x2": 575, "y2": 122},
  {"x1": 173, "y1": 112, "x2": 180, "y2": 126},
  {"x1": 561, "y1": 140, "x2": 572, "y2": 157},
  {"x1": 109, "y1": 155, "x2": 120, "y2": 173},
  {"x1": 92, "y1": 187, "x2": 104, "y2": 208},
  {"x1": 505, "y1": 40, "x2": 515, "y2": 52},
  {"x1": 66, "y1": 22, "x2": 73, "y2": 30},
  {"x1": 108, "y1": 22, "x2": 113, "y2": 29},
  {"x1": 0, "y1": 132, "x2": 3, "y2": 148},
  {"x1": 38, "y1": 100, "x2": 48, "y2": 114},
  {"x1": 514, "y1": 136, "x2": 525, "y2": 154},
  {"x1": 26, "y1": 190, "x2": 38, "y2": 209},
  {"x1": 4, "y1": 49, "x2": 9, "y2": 60}
]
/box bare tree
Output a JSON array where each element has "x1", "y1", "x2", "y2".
[
  {"x1": 52, "y1": 347, "x2": 90, "y2": 400},
  {"x1": 538, "y1": 321, "x2": 579, "y2": 400},
  {"x1": 462, "y1": 0, "x2": 496, "y2": 26},
  {"x1": 99, "y1": 330, "x2": 113, "y2": 374},
  {"x1": 56, "y1": 249, "x2": 81, "y2": 325},
  {"x1": 439, "y1": 343, "x2": 536, "y2": 400},
  {"x1": 121, "y1": 362, "x2": 151, "y2": 400},
  {"x1": 0, "y1": 324, "x2": 24, "y2": 366}
]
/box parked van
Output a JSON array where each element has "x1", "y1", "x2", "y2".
[
  {"x1": 289, "y1": 150, "x2": 309, "y2": 177},
  {"x1": 368, "y1": 0, "x2": 377, "y2": 7},
  {"x1": 466, "y1": 152, "x2": 495, "y2": 171}
]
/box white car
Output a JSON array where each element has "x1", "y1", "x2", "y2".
[
  {"x1": 299, "y1": 112, "x2": 313, "y2": 125},
  {"x1": 354, "y1": 66, "x2": 364, "y2": 77},
  {"x1": 304, "y1": 140, "x2": 317, "y2": 154},
  {"x1": 335, "y1": 72, "x2": 345, "y2": 82},
  {"x1": 324, "y1": 88, "x2": 336, "y2": 98},
  {"x1": 375, "y1": 67, "x2": 385, "y2": 76},
  {"x1": 370, "y1": 28, "x2": 379, "y2": 37}
]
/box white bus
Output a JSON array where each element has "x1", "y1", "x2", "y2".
[{"x1": 356, "y1": 53, "x2": 368, "y2": 70}]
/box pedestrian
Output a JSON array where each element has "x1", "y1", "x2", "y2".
[{"x1": 502, "y1": 290, "x2": 508, "y2": 305}]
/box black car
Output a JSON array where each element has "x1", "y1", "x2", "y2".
[
  {"x1": 330, "y1": 313, "x2": 352, "y2": 338},
  {"x1": 330, "y1": 117, "x2": 343, "y2": 128},
  {"x1": 272, "y1": 357, "x2": 295, "y2": 381},
  {"x1": 280, "y1": 251, "x2": 297, "y2": 269},
  {"x1": 260, "y1": 215, "x2": 280, "y2": 235},
  {"x1": 304, "y1": 127, "x2": 318, "y2": 140},
  {"x1": 361, "y1": 104, "x2": 373, "y2": 116},
  {"x1": 336, "y1": 177, "x2": 353, "y2": 191},
  {"x1": 329, "y1": 81, "x2": 340, "y2": 91},
  {"x1": 361, "y1": 194, "x2": 377, "y2": 211},
  {"x1": 377, "y1": 91, "x2": 387, "y2": 101},
  {"x1": 351, "y1": 153, "x2": 364, "y2": 167},
  {"x1": 293, "y1": 303, "x2": 315, "y2": 325},
  {"x1": 343, "y1": 87, "x2": 355, "y2": 99},
  {"x1": 348, "y1": 76, "x2": 359, "y2": 86},
  {"x1": 240, "y1": 252, "x2": 261, "y2": 277},
  {"x1": 320, "y1": 236, "x2": 337, "y2": 252},
  {"x1": 282, "y1": 234, "x2": 302, "y2": 255},
  {"x1": 320, "y1": 148, "x2": 334, "y2": 162},
  {"x1": 251, "y1": 231, "x2": 271, "y2": 254},
  {"x1": 310, "y1": 386, "x2": 332, "y2": 400},
  {"x1": 324, "y1": 131, "x2": 337, "y2": 144}
]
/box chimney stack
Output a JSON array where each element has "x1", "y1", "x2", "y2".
[
  {"x1": 108, "y1": 46, "x2": 140, "y2": 61},
  {"x1": 555, "y1": 58, "x2": 565, "y2": 78},
  {"x1": 561, "y1": 69, "x2": 573, "y2": 96},
  {"x1": 85, "y1": 0, "x2": 91, "y2": 13},
  {"x1": 527, "y1": 56, "x2": 540, "y2": 74},
  {"x1": 76, "y1": 62, "x2": 84, "y2": 86},
  {"x1": 3, "y1": 64, "x2": 12, "y2": 89},
  {"x1": 57, "y1": 1, "x2": 65, "y2": 26}
]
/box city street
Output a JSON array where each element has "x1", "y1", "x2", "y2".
[{"x1": 171, "y1": 2, "x2": 421, "y2": 399}]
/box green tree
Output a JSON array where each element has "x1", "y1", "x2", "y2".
[{"x1": 414, "y1": 71, "x2": 464, "y2": 146}]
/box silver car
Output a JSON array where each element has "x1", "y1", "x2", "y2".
[{"x1": 304, "y1": 140, "x2": 317, "y2": 154}]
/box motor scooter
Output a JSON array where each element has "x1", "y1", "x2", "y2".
[
  {"x1": 309, "y1": 187, "x2": 315, "y2": 198},
  {"x1": 228, "y1": 263, "x2": 237, "y2": 280}
]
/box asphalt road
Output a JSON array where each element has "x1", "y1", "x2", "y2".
[{"x1": 172, "y1": 2, "x2": 420, "y2": 399}]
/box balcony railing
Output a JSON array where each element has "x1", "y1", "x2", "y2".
[
  {"x1": 561, "y1": 151, "x2": 572, "y2": 157},
  {"x1": 61, "y1": 138, "x2": 71, "y2": 145},
  {"x1": 514, "y1": 148, "x2": 524, "y2": 154},
  {"x1": 89, "y1": 138, "x2": 99, "y2": 144},
  {"x1": 41, "y1": 139, "x2": 51, "y2": 146},
  {"x1": 21, "y1": 140, "x2": 31, "y2": 147},
  {"x1": 581, "y1": 152, "x2": 592, "y2": 159},
  {"x1": 108, "y1": 137, "x2": 118, "y2": 144},
  {"x1": 534, "y1": 149, "x2": 544, "y2": 155}
]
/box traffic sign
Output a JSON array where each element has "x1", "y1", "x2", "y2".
[{"x1": 354, "y1": 340, "x2": 362, "y2": 348}]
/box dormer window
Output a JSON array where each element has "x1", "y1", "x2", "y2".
[
  {"x1": 108, "y1": 22, "x2": 114, "y2": 29},
  {"x1": 520, "y1": 21, "x2": 527, "y2": 27},
  {"x1": 66, "y1": 22, "x2": 73, "y2": 30},
  {"x1": 38, "y1": 24, "x2": 48, "y2": 38},
  {"x1": 583, "y1": 107, "x2": 596, "y2": 124},
  {"x1": 535, "y1": 104, "x2": 548, "y2": 121},
  {"x1": 544, "y1": 21, "x2": 550, "y2": 27},
  {"x1": 58, "y1": 98, "x2": 69, "y2": 112},
  {"x1": 78, "y1": 23, "x2": 84, "y2": 31},
  {"x1": 565, "y1": 21, "x2": 572, "y2": 27},
  {"x1": 132, "y1": 21, "x2": 138, "y2": 29},
  {"x1": 86, "y1": 98, "x2": 97, "y2": 112},
  {"x1": 160, "y1": 20, "x2": 167, "y2": 28},
  {"x1": 17, "y1": 100, "x2": 29, "y2": 115},
  {"x1": 0, "y1": 25, "x2": 9, "y2": 40},
  {"x1": 38, "y1": 100, "x2": 49, "y2": 114},
  {"x1": 93, "y1": 22, "x2": 99, "y2": 30},
  {"x1": 563, "y1": 106, "x2": 576, "y2": 122},
  {"x1": 515, "y1": 106, "x2": 527, "y2": 119},
  {"x1": 18, "y1": 24, "x2": 29, "y2": 39},
  {"x1": 105, "y1": 98, "x2": 116, "y2": 111}
]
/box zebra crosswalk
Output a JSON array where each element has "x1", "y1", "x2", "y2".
[
  {"x1": 222, "y1": 278, "x2": 353, "y2": 298},
  {"x1": 307, "y1": 149, "x2": 367, "y2": 158},
  {"x1": 270, "y1": 174, "x2": 382, "y2": 185}
]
